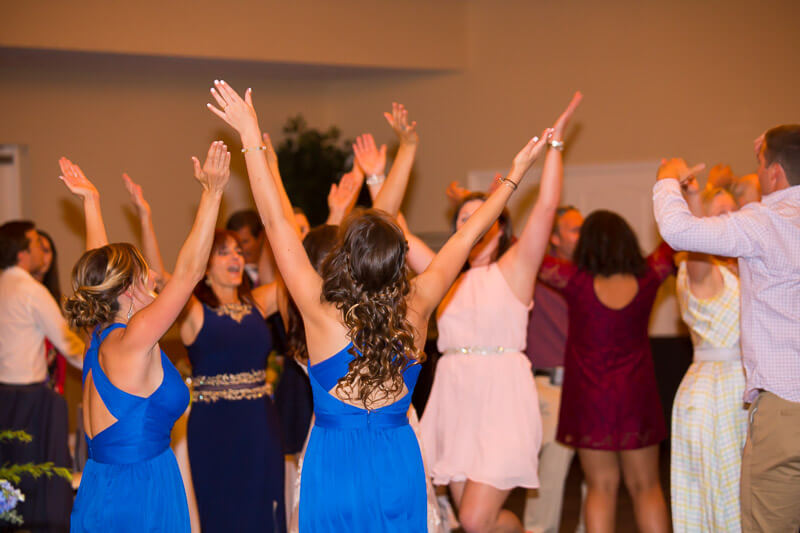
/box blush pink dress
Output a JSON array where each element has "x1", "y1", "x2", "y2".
[{"x1": 420, "y1": 263, "x2": 542, "y2": 490}]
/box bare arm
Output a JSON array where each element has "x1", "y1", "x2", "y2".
[
  {"x1": 122, "y1": 173, "x2": 170, "y2": 288},
  {"x1": 208, "y1": 81, "x2": 324, "y2": 323},
  {"x1": 58, "y1": 158, "x2": 109, "y2": 250},
  {"x1": 411, "y1": 133, "x2": 550, "y2": 318},
  {"x1": 121, "y1": 142, "x2": 230, "y2": 354},
  {"x1": 372, "y1": 103, "x2": 418, "y2": 216},
  {"x1": 354, "y1": 134, "x2": 435, "y2": 273},
  {"x1": 498, "y1": 92, "x2": 582, "y2": 304},
  {"x1": 677, "y1": 172, "x2": 716, "y2": 287}
]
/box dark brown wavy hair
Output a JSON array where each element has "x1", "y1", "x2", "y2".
[
  {"x1": 287, "y1": 225, "x2": 338, "y2": 365},
  {"x1": 64, "y1": 243, "x2": 149, "y2": 330},
  {"x1": 193, "y1": 230, "x2": 255, "y2": 309},
  {"x1": 321, "y1": 209, "x2": 422, "y2": 409},
  {"x1": 573, "y1": 210, "x2": 646, "y2": 277}
]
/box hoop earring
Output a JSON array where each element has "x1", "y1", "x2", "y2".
[{"x1": 127, "y1": 299, "x2": 134, "y2": 320}]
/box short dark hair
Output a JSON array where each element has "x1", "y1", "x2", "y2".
[
  {"x1": 573, "y1": 210, "x2": 646, "y2": 277},
  {"x1": 0, "y1": 220, "x2": 35, "y2": 269},
  {"x1": 552, "y1": 205, "x2": 580, "y2": 236},
  {"x1": 764, "y1": 125, "x2": 800, "y2": 186},
  {"x1": 225, "y1": 209, "x2": 264, "y2": 237}
]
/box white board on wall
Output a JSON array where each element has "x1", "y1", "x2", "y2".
[
  {"x1": 0, "y1": 145, "x2": 25, "y2": 225},
  {"x1": 467, "y1": 160, "x2": 687, "y2": 337}
]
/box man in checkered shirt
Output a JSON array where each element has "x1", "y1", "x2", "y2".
[{"x1": 652, "y1": 125, "x2": 800, "y2": 532}]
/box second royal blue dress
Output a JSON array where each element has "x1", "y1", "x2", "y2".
[{"x1": 299, "y1": 342, "x2": 426, "y2": 532}]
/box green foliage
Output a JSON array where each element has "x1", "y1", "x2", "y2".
[
  {"x1": 0, "y1": 462, "x2": 72, "y2": 485},
  {"x1": 276, "y1": 115, "x2": 353, "y2": 226},
  {"x1": 0, "y1": 430, "x2": 72, "y2": 527},
  {"x1": 0, "y1": 431, "x2": 31, "y2": 444}
]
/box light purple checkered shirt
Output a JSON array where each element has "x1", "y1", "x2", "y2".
[{"x1": 653, "y1": 179, "x2": 800, "y2": 403}]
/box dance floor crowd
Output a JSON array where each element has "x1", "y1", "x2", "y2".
[{"x1": 1, "y1": 83, "x2": 798, "y2": 532}]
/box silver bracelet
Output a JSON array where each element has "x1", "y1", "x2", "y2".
[
  {"x1": 501, "y1": 178, "x2": 519, "y2": 191},
  {"x1": 548, "y1": 139, "x2": 565, "y2": 152},
  {"x1": 366, "y1": 173, "x2": 385, "y2": 186}
]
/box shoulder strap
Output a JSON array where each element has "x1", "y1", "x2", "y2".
[{"x1": 98, "y1": 322, "x2": 126, "y2": 341}]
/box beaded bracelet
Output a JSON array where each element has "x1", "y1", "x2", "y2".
[{"x1": 241, "y1": 145, "x2": 268, "y2": 154}]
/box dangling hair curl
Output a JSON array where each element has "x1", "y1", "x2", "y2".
[
  {"x1": 320, "y1": 209, "x2": 423, "y2": 409},
  {"x1": 63, "y1": 243, "x2": 149, "y2": 330}
]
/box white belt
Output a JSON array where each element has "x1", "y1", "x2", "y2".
[
  {"x1": 443, "y1": 346, "x2": 518, "y2": 355},
  {"x1": 694, "y1": 346, "x2": 741, "y2": 362}
]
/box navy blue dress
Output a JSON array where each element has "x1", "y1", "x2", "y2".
[
  {"x1": 299, "y1": 343, "x2": 426, "y2": 531},
  {"x1": 71, "y1": 323, "x2": 190, "y2": 532},
  {"x1": 186, "y1": 304, "x2": 286, "y2": 532}
]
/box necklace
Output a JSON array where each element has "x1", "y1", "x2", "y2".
[{"x1": 215, "y1": 302, "x2": 252, "y2": 324}]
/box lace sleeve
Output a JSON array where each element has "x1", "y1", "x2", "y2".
[
  {"x1": 538, "y1": 255, "x2": 577, "y2": 290},
  {"x1": 647, "y1": 240, "x2": 677, "y2": 282}
]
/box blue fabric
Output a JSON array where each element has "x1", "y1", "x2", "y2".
[
  {"x1": 186, "y1": 304, "x2": 286, "y2": 533},
  {"x1": 71, "y1": 323, "x2": 190, "y2": 532},
  {"x1": 299, "y1": 343, "x2": 426, "y2": 532}
]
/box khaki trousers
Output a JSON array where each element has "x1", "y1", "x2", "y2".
[{"x1": 741, "y1": 391, "x2": 800, "y2": 532}]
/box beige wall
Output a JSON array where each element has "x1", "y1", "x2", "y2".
[{"x1": 0, "y1": 0, "x2": 465, "y2": 70}]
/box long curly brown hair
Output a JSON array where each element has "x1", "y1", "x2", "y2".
[{"x1": 321, "y1": 209, "x2": 423, "y2": 409}]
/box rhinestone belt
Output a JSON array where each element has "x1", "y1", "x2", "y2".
[{"x1": 189, "y1": 369, "x2": 272, "y2": 403}]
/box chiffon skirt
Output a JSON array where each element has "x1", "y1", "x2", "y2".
[
  {"x1": 71, "y1": 447, "x2": 189, "y2": 532},
  {"x1": 420, "y1": 351, "x2": 542, "y2": 490}
]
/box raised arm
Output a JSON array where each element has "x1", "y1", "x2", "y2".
[
  {"x1": 123, "y1": 173, "x2": 170, "y2": 289},
  {"x1": 372, "y1": 103, "x2": 418, "y2": 216},
  {"x1": 410, "y1": 132, "x2": 550, "y2": 318},
  {"x1": 261, "y1": 132, "x2": 299, "y2": 231},
  {"x1": 121, "y1": 141, "x2": 230, "y2": 353},
  {"x1": 207, "y1": 80, "x2": 323, "y2": 321},
  {"x1": 354, "y1": 132, "x2": 435, "y2": 273},
  {"x1": 58, "y1": 158, "x2": 109, "y2": 250},
  {"x1": 675, "y1": 171, "x2": 717, "y2": 287},
  {"x1": 654, "y1": 158, "x2": 760, "y2": 258},
  {"x1": 498, "y1": 91, "x2": 582, "y2": 304}
]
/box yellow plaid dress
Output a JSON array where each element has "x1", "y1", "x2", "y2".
[{"x1": 671, "y1": 262, "x2": 747, "y2": 532}]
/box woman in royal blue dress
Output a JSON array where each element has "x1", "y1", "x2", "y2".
[
  {"x1": 58, "y1": 142, "x2": 230, "y2": 532},
  {"x1": 124, "y1": 175, "x2": 287, "y2": 532},
  {"x1": 207, "y1": 79, "x2": 549, "y2": 531}
]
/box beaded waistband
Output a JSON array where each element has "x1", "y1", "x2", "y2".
[
  {"x1": 442, "y1": 346, "x2": 518, "y2": 355},
  {"x1": 189, "y1": 369, "x2": 272, "y2": 403}
]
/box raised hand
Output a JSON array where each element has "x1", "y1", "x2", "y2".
[
  {"x1": 192, "y1": 141, "x2": 231, "y2": 193},
  {"x1": 446, "y1": 180, "x2": 471, "y2": 206},
  {"x1": 327, "y1": 165, "x2": 365, "y2": 224},
  {"x1": 122, "y1": 173, "x2": 151, "y2": 216},
  {"x1": 383, "y1": 102, "x2": 418, "y2": 146},
  {"x1": 657, "y1": 157, "x2": 706, "y2": 184},
  {"x1": 207, "y1": 80, "x2": 259, "y2": 137},
  {"x1": 353, "y1": 134, "x2": 387, "y2": 176},
  {"x1": 551, "y1": 91, "x2": 583, "y2": 139},
  {"x1": 58, "y1": 158, "x2": 99, "y2": 199},
  {"x1": 510, "y1": 129, "x2": 552, "y2": 179}
]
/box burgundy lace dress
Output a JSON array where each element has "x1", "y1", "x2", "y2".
[{"x1": 539, "y1": 242, "x2": 675, "y2": 450}]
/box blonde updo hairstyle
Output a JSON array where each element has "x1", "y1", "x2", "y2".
[{"x1": 64, "y1": 243, "x2": 149, "y2": 330}]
